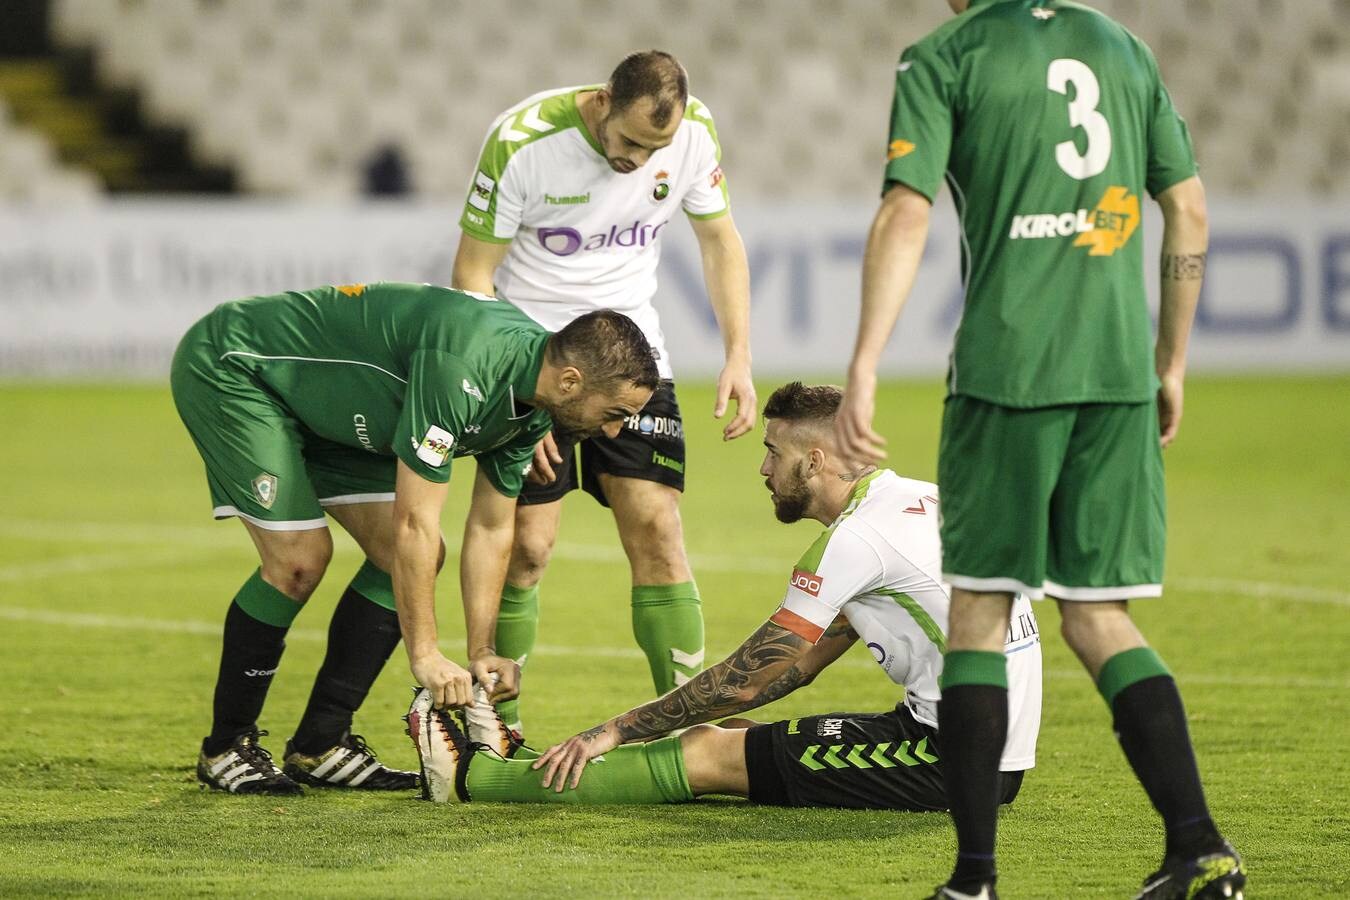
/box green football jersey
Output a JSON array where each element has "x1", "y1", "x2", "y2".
[
  {"x1": 884, "y1": 0, "x2": 1198, "y2": 407},
  {"x1": 201, "y1": 282, "x2": 552, "y2": 496}
]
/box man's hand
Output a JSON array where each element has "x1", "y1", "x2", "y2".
[
  {"x1": 835, "y1": 370, "x2": 887, "y2": 465},
  {"x1": 468, "y1": 654, "x2": 521, "y2": 702},
  {"x1": 410, "y1": 649, "x2": 474, "y2": 709},
  {"x1": 1157, "y1": 372, "x2": 1185, "y2": 447},
  {"x1": 532, "y1": 721, "x2": 621, "y2": 791},
  {"x1": 527, "y1": 432, "x2": 565, "y2": 485},
  {"x1": 715, "y1": 357, "x2": 757, "y2": 440}
]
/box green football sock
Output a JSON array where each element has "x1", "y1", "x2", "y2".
[
  {"x1": 348, "y1": 559, "x2": 396, "y2": 612},
  {"x1": 493, "y1": 583, "x2": 539, "y2": 727},
  {"x1": 465, "y1": 736, "x2": 693, "y2": 804},
  {"x1": 631, "y1": 582, "x2": 704, "y2": 694}
]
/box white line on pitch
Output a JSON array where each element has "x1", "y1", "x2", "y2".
[
  {"x1": 2, "y1": 518, "x2": 1346, "y2": 607},
  {"x1": 2, "y1": 605, "x2": 1348, "y2": 691}
]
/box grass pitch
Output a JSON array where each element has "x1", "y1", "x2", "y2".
[{"x1": 1, "y1": 377, "x2": 1347, "y2": 897}]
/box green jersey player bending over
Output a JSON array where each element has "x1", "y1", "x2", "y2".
[
  {"x1": 407, "y1": 383, "x2": 1042, "y2": 812},
  {"x1": 171, "y1": 283, "x2": 657, "y2": 795}
]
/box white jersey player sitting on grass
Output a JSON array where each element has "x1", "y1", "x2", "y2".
[
  {"x1": 407, "y1": 383, "x2": 1042, "y2": 812},
  {"x1": 451, "y1": 50, "x2": 756, "y2": 740}
]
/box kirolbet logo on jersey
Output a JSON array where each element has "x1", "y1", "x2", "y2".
[
  {"x1": 537, "y1": 220, "x2": 668, "y2": 257},
  {"x1": 887, "y1": 139, "x2": 916, "y2": 161},
  {"x1": 414, "y1": 425, "x2": 454, "y2": 468},
  {"x1": 1008, "y1": 185, "x2": 1140, "y2": 256},
  {"x1": 790, "y1": 568, "x2": 823, "y2": 597}
]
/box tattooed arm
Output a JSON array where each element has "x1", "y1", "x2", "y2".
[
  {"x1": 534, "y1": 615, "x2": 858, "y2": 790},
  {"x1": 1155, "y1": 175, "x2": 1209, "y2": 448}
]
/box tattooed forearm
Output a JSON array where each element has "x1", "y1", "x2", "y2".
[
  {"x1": 611, "y1": 621, "x2": 810, "y2": 743},
  {"x1": 1161, "y1": 252, "x2": 1206, "y2": 280}
]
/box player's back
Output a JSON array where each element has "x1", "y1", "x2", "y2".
[{"x1": 889, "y1": 0, "x2": 1197, "y2": 407}]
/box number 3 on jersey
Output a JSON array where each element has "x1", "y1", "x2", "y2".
[{"x1": 1047, "y1": 58, "x2": 1111, "y2": 179}]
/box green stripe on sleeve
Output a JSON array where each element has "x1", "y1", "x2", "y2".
[{"x1": 875, "y1": 589, "x2": 947, "y2": 653}]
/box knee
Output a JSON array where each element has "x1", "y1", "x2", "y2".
[
  {"x1": 622, "y1": 507, "x2": 689, "y2": 574},
  {"x1": 261, "y1": 540, "x2": 332, "y2": 602},
  {"x1": 1057, "y1": 601, "x2": 1138, "y2": 657},
  {"x1": 508, "y1": 527, "x2": 556, "y2": 586}
]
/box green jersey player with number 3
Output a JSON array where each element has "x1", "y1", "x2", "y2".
[{"x1": 833, "y1": 2, "x2": 1243, "y2": 899}]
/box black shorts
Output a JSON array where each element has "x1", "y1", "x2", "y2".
[
  {"x1": 743, "y1": 704, "x2": 1025, "y2": 811},
  {"x1": 518, "y1": 380, "x2": 685, "y2": 508}
]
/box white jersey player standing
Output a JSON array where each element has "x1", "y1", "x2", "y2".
[{"x1": 452, "y1": 51, "x2": 755, "y2": 735}]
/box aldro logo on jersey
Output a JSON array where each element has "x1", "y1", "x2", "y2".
[{"x1": 1008, "y1": 185, "x2": 1140, "y2": 256}]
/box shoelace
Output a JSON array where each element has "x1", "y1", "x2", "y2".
[
  {"x1": 344, "y1": 733, "x2": 375, "y2": 759},
  {"x1": 235, "y1": 730, "x2": 283, "y2": 774}
]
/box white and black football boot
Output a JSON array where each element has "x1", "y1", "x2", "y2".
[
  {"x1": 282, "y1": 732, "x2": 420, "y2": 791},
  {"x1": 197, "y1": 731, "x2": 303, "y2": 795},
  {"x1": 463, "y1": 682, "x2": 526, "y2": 759},
  {"x1": 404, "y1": 687, "x2": 473, "y2": 802}
]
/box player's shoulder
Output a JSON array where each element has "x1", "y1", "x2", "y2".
[{"x1": 477, "y1": 85, "x2": 595, "y2": 174}]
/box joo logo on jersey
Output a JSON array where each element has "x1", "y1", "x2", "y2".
[
  {"x1": 537, "y1": 220, "x2": 668, "y2": 256},
  {"x1": 1008, "y1": 185, "x2": 1140, "y2": 256},
  {"x1": 790, "y1": 568, "x2": 824, "y2": 597}
]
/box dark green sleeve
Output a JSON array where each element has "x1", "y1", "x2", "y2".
[
  {"x1": 475, "y1": 415, "x2": 553, "y2": 498},
  {"x1": 394, "y1": 350, "x2": 477, "y2": 483},
  {"x1": 1144, "y1": 61, "x2": 1199, "y2": 197},
  {"x1": 882, "y1": 44, "x2": 957, "y2": 202}
]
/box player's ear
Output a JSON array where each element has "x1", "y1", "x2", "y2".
[
  {"x1": 806, "y1": 447, "x2": 827, "y2": 476},
  {"x1": 557, "y1": 366, "x2": 583, "y2": 395}
]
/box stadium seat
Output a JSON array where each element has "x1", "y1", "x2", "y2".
[{"x1": 44, "y1": 0, "x2": 1349, "y2": 199}]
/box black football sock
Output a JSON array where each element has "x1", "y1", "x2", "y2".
[
  {"x1": 1098, "y1": 647, "x2": 1224, "y2": 860},
  {"x1": 204, "y1": 570, "x2": 300, "y2": 756},
  {"x1": 939, "y1": 650, "x2": 1009, "y2": 893},
  {"x1": 290, "y1": 562, "x2": 402, "y2": 755}
]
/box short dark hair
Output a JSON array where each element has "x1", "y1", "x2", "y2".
[
  {"x1": 547, "y1": 310, "x2": 660, "y2": 391},
  {"x1": 763, "y1": 382, "x2": 843, "y2": 423},
  {"x1": 608, "y1": 50, "x2": 688, "y2": 128}
]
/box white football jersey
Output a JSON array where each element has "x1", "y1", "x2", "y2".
[
  {"x1": 459, "y1": 85, "x2": 730, "y2": 379},
  {"x1": 770, "y1": 470, "x2": 1043, "y2": 771}
]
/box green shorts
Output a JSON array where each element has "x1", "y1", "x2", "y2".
[
  {"x1": 170, "y1": 314, "x2": 397, "y2": 530},
  {"x1": 937, "y1": 395, "x2": 1165, "y2": 601}
]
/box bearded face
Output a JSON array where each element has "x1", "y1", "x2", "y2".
[{"x1": 766, "y1": 459, "x2": 812, "y2": 524}]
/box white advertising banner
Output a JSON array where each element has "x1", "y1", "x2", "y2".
[{"x1": 1, "y1": 199, "x2": 1347, "y2": 378}]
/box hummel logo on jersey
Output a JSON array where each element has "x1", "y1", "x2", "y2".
[
  {"x1": 1031, "y1": 6, "x2": 1056, "y2": 19},
  {"x1": 1008, "y1": 185, "x2": 1139, "y2": 257},
  {"x1": 462, "y1": 379, "x2": 484, "y2": 402},
  {"x1": 545, "y1": 192, "x2": 590, "y2": 205}
]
